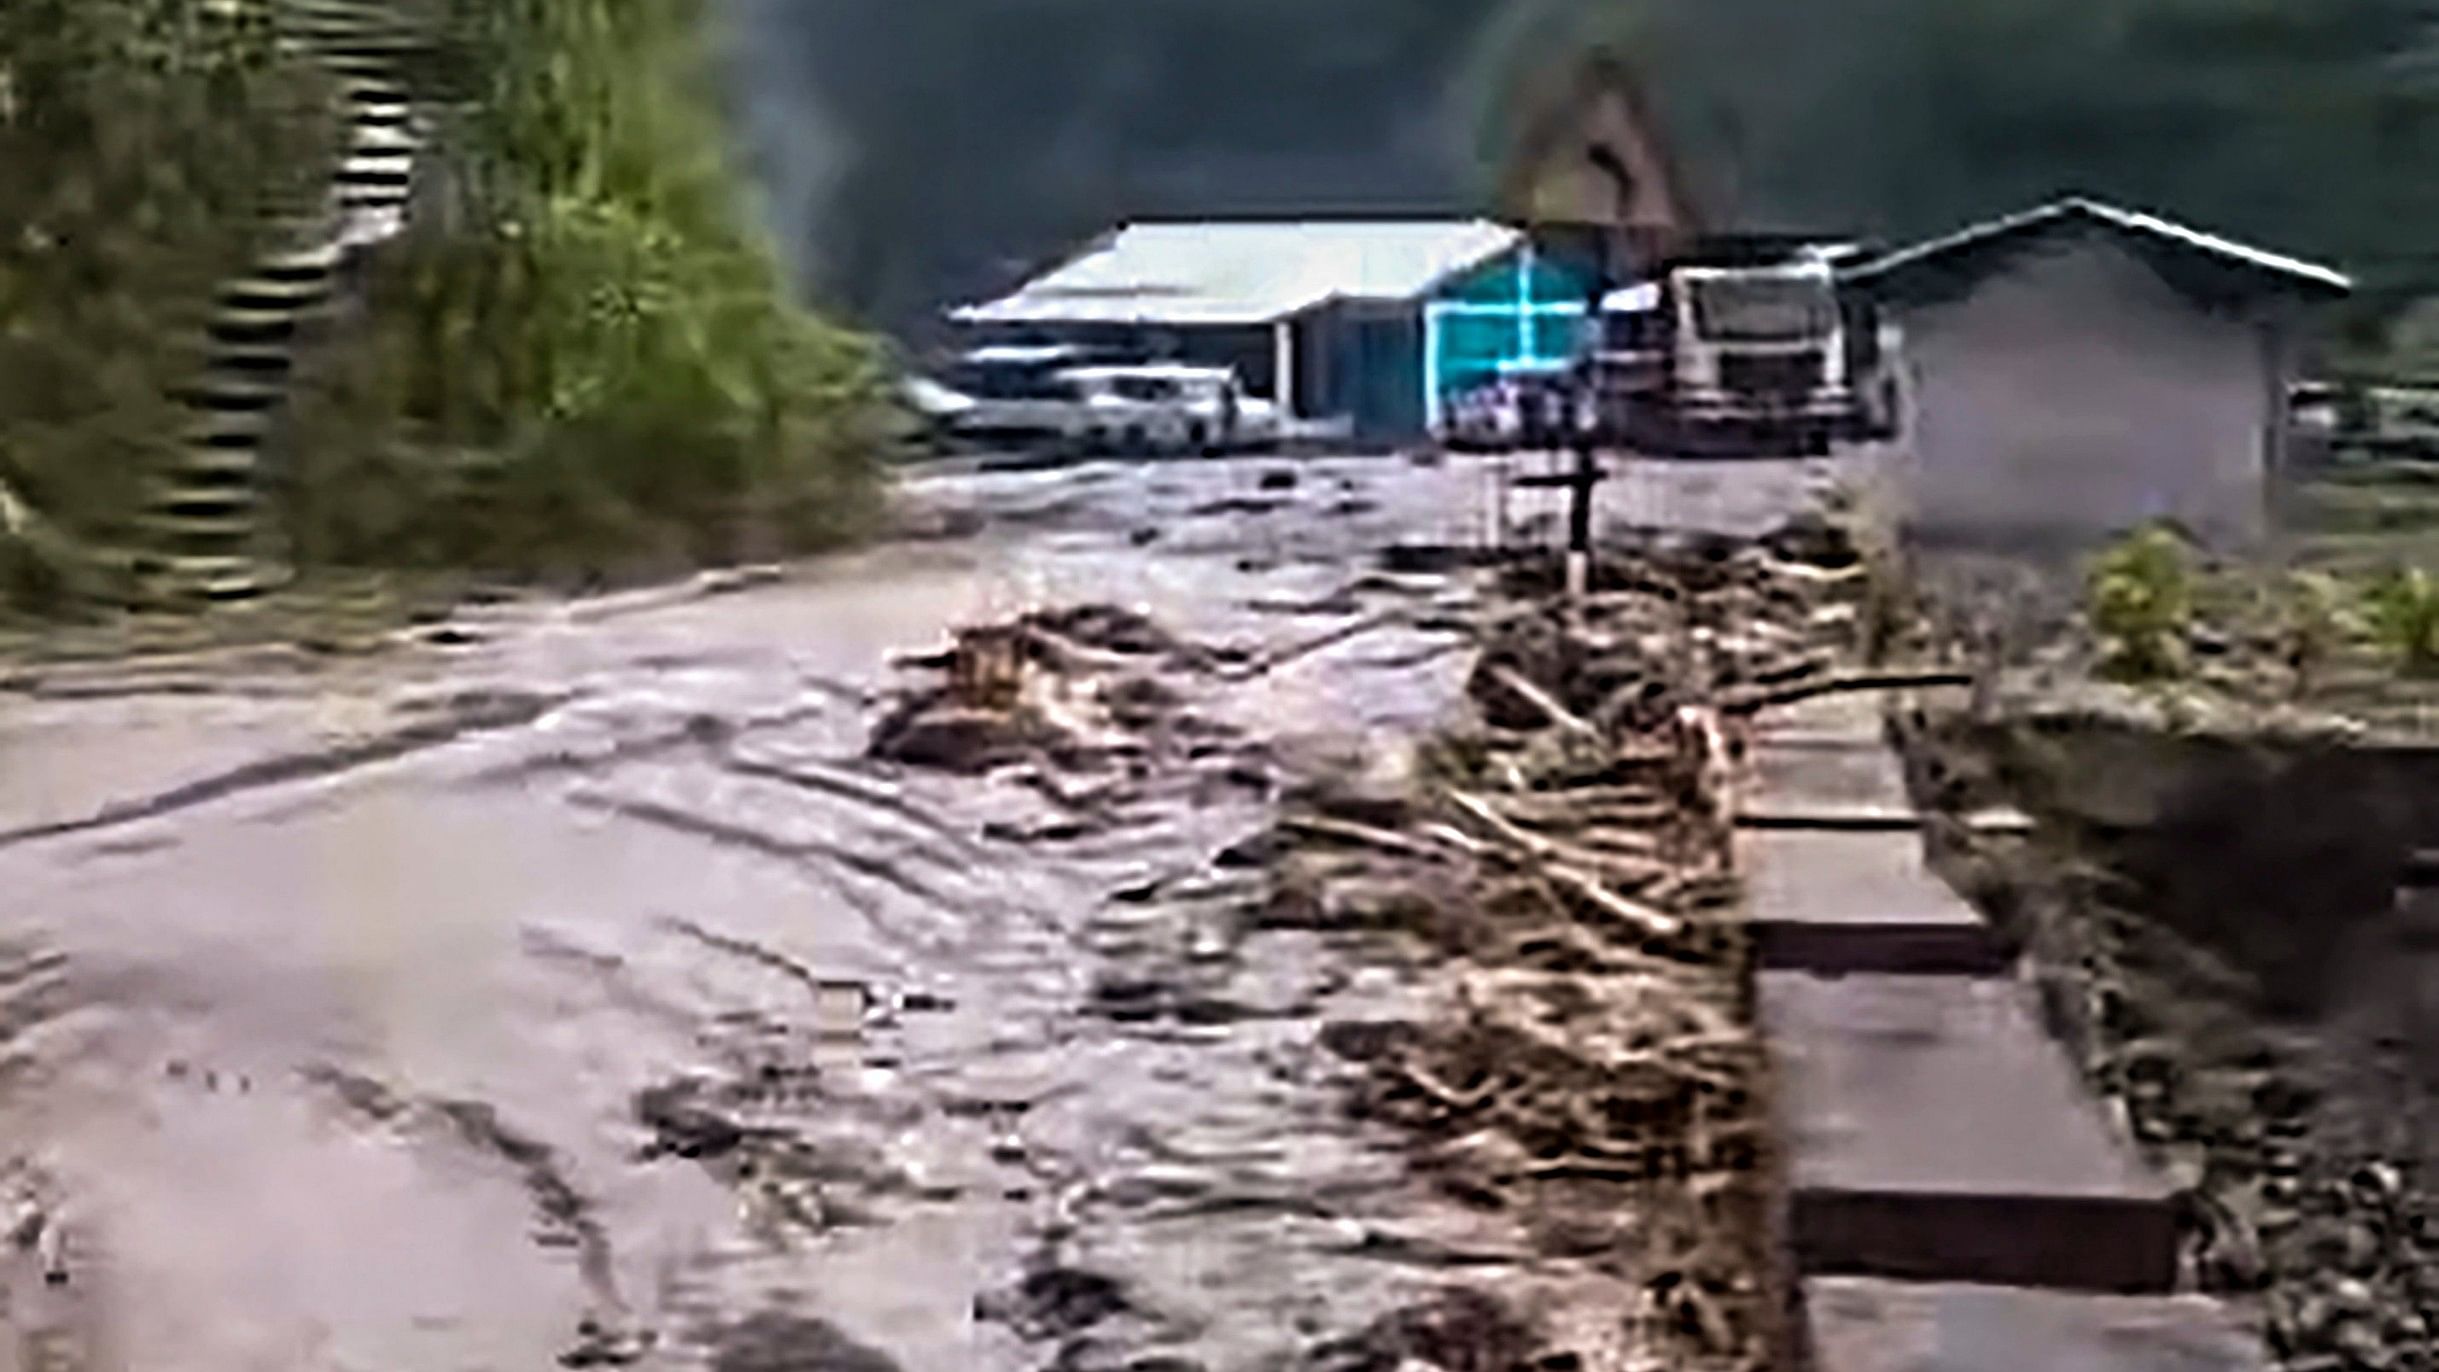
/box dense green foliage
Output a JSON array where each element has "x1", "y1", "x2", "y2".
[
  {"x1": 280, "y1": 0, "x2": 892, "y2": 580},
  {"x1": 746, "y1": 0, "x2": 2439, "y2": 341},
  {"x1": 0, "y1": 0, "x2": 332, "y2": 607}
]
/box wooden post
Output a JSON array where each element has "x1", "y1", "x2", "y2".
[
  {"x1": 1563, "y1": 227, "x2": 1612, "y2": 601},
  {"x1": 1272, "y1": 320, "x2": 1296, "y2": 419}
]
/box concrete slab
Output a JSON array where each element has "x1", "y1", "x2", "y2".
[
  {"x1": 1750, "y1": 690, "x2": 1897, "y2": 742},
  {"x1": 1748, "y1": 739, "x2": 1916, "y2": 812},
  {"x1": 1801, "y1": 1279, "x2": 2269, "y2": 1372},
  {"x1": 1742, "y1": 830, "x2": 2010, "y2": 976},
  {"x1": 1761, "y1": 972, "x2": 2178, "y2": 1293}
]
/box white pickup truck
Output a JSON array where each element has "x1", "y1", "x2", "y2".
[
  {"x1": 909, "y1": 349, "x2": 1279, "y2": 457},
  {"x1": 1058, "y1": 364, "x2": 1280, "y2": 456}
]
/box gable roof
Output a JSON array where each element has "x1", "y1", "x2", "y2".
[
  {"x1": 1844, "y1": 197, "x2": 2353, "y2": 306},
  {"x1": 949, "y1": 219, "x2": 1523, "y2": 327},
  {"x1": 1496, "y1": 50, "x2": 1703, "y2": 234}
]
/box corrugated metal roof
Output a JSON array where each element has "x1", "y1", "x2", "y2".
[
  {"x1": 1846, "y1": 196, "x2": 2353, "y2": 295},
  {"x1": 950, "y1": 219, "x2": 1525, "y2": 327}
]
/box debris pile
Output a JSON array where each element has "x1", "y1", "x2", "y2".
[
  {"x1": 1285, "y1": 524, "x2": 1876, "y2": 1372},
  {"x1": 866, "y1": 604, "x2": 1235, "y2": 775}
]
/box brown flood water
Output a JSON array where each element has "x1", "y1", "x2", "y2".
[{"x1": 0, "y1": 452, "x2": 1849, "y2": 1371}]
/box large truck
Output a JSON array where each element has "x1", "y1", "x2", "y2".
[{"x1": 1581, "y1": 248, "x2": 1899, "y2": 456}]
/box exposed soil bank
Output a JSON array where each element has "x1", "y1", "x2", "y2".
[
  {"x1": 1935, "y1": 704, "x2": 2439, "y2": 1017},
  {"x1": 1889, "y1": 702, "x2": 2439, "y2": 1370}
]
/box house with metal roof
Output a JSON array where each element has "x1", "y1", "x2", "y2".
[
  {"x1": 1843, "y1": 196, "x2": 2351, "y2": 550},
  {"x1": 949, "y1": 218, "x2": 1598, "y2": 441}
]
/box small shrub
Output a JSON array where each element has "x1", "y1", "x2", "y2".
[
  {"x1": 2085, "y1": 523, "x2": 2197, "y2": 682},
  {"x1": 2362, "y1": 565, "x2": 2439, "y2": 675},
  {"x1": 2272, "y1": 569, "x2": 2358, "y2": 696}
]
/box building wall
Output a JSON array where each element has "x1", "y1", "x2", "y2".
[
  {"x1": 1424, "y1": 246, "x2": 1593, "y2": 434},
  {"x1": 1306, "y1": 305, "x2": 1426, "y2": 440},
  {"x1": 1891, "y1": 238, "x2": 2288, "y2": 551}
]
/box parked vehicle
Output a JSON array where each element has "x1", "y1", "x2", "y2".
[
  {"x1": 911, "y1": 348, "x2": 1279, "y2": 457},
  {"x1": 1058, "y1": 364, "x2": 1279, "y2": 455},
  {"x1": 931, "y1": 344, "x2": 1123, "y2": 448},
  {"x1": 1583, "y1": 254, "x2": 1896, "y2": 456}
]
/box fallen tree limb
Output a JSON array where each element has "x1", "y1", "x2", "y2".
[
  {"x1": 1719, "y1": 668, "x2": 1974, "y2": 717},
  {"x1": 1220, "y1": 609, "x2": 1412, "y2": 680},
  {"x1": 1761, "y1": 560, "x2": 1869, "y2": 588},
  {"x1": 1443, "y1": 791, "x2": 1682, "y2": 939},
  {"x1": 1536, "y1": 864, "x2": 1685, "y2": 943},
  {"x1": 1482, "y1": 663, "x2": 1601, "y2": 740},
  {"x1": 1282, "y1": 812, "x2": 1464, "y2": 863},
  {"x1": 1491, "y1": 785, "x2": 1666, "y2": 814},
  {"x1": 1445, "y1": 790, "x2": 1657, "y2": 871}
]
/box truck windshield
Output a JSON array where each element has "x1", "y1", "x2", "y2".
[{"x1": 1688, "y1": 275, "x2": 1837, "y2": 343}]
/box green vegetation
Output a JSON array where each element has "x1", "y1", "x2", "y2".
[
  {"x1": 2362, "y1": 566, "x2": 2439, "y2": 675},
  {"x1": 2086, "y1": 523, "x2": 2198, "y2": 682},
  {"x1": 2067, "y1": 507, "x2": 2439, "y2": 716},
  {"x1": 0, "y1": 0, "x2": 333, "y2": 612},
  {"x1": 2270, "y1": 569, "x2": 2355, "y2": 696},
  {"x1": 278, "y1": 0, "x2": 893, "y2": 583},
  {"x1": 0, "y1": 0, "x2": 891, "y2": 620}
]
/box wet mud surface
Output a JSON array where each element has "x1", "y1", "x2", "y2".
[{"x1": 0, "y1": 453, "x2": 1856, "y2": 1371}]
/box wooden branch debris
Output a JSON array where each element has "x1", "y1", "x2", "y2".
[
  {"x1": 1482, "y1": 663, "x2": 1601, "y2": 740},
  {"x1": 1443, "y1": 790, "x2": 1684, "y2": 941},
  {"x1": 1219, "y1": 608, "x2": 1415, "y2": 680},
  {"x1": 1281, "y1": 812, "x2": 1465, "y2": 864}
]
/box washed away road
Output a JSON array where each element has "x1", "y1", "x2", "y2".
[{"x1": 0, "y1": 451, "x2": 1852, "y2": 1372}]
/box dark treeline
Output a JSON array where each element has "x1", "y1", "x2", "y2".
[{"x1": 732, "y1": 0, "x2": 2439, "y2": 352}]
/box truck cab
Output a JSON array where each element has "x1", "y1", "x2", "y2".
[
  {"x1": 1584, "y1": 251, "x2": 1889, "y2": 455},
  {"x1": 1669, "y1": 261, "x2": 1853, "y2": 449}
]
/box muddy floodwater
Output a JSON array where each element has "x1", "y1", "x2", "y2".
[{"x1": 0, "y1": 453, "x2": 1853, "y2": 1371}]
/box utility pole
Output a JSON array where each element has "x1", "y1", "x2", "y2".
[{"x1": 1563, "y1": 226, "x2": 1612, "y2": 600}]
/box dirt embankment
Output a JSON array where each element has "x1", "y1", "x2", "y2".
[{"x1": 1892, "y1": 694, "x2": 2439, "y2": 1370}]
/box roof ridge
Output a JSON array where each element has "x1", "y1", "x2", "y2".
[{"x1": 1846, "y1": 194, "x2": 2351, "y2": 295}]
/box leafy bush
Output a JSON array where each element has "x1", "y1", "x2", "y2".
[
  {"x1": 2085, "y1": 523, "x2": 2197, "y2": 682},
  {"x1": 2271, "y1": 569, "x2": 2358, "y2": 695},
  {"x1": 275, "y1": 0, "x2": 893, "y2": 581},
  {"x1": 2362, "y1": 565, "x2": 2439, "y2": 675}
]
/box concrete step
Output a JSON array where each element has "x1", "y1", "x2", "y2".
[
  {"x1": 1742, "y1": 830, "x2": 2011, "y2": 976},
  {"x1": 1761, "y1": 971, "x2": 2179, "y2": 1294},
  {"x1": 1800, "y1": 1279, "x2": 2267, "y2": 1372},
  {"x1": 1736, "y1": 804, "x2": 2036, "y2": 838},
  {"x1": 1749, "y1": 736, "x2": 1916, "y2": 812}
]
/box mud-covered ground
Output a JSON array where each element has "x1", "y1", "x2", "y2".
[{"x1": 0, "y1": 451, "x2": 1855, "y2": 1372}]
